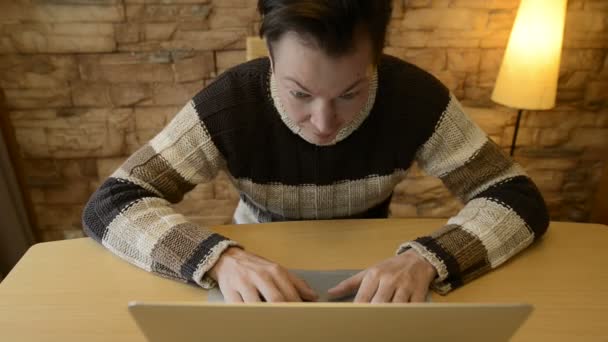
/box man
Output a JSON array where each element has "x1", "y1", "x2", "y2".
[{"x1": 82, "y1": 0, "x2": 549, "y2": 303}]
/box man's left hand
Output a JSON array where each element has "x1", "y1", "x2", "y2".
[{"x1": 327, "y1": 249, "x2": 437, "y2": 303}]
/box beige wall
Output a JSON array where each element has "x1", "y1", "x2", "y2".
[{"x1": 0, "y1": 0, "x2": 606, "y2": 241}]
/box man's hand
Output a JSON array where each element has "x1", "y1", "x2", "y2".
[
  {"x1": 327, "y1": 249, "x2": 437, "y2": 303},
  {"x1": 208, "y1": 247, "x2": 318, "y2": 303}
]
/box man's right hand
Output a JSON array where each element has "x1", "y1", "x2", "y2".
[{"x1": 208, "y1": 247, "x2": 318, "y2": 303}]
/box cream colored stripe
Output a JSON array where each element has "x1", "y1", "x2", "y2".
[
  {"x1": 416, "y1": 94, "x2": 488, "y2": 178},
  {"x1": 150, "y1": 101, "x2": 199, "y2": 151},
  {"x1": 105, "y1": 193, "x2": 240, "y2": 289},
  {"x1": 447, "y1": 198, "x2": 534, "y2": 268},
  {"x1": 110, "y1": 102, "x2": 223, "y2": 196},
  {"x1": 149, "y1": 101, "x2": 225, "y2": 184},
  {"x1": 233, "y1": 199, "x2": 259, "y2": 224},
  {"x1": 102, "y1": 197, "x2": 189, "y2": 271},
  {"x1": 233, "y1": 170, "x2": 407, "y2": 219},
  {"x1": 432, "y1": 282, "x2": 453, "y2": 295}
]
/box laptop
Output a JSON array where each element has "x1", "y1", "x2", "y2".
[
  {"x1": 128, "y1": 270, "x2": 533, "y2": 342},
  {"x1": 128, "y1": 302, "x2": 532, "y2": 342}
]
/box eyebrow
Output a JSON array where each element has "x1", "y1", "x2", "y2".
[{"x1": 285, "y1": 77, "x2": 365, "y2": 95}]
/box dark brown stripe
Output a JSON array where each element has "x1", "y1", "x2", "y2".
[
  {"x1": 120, "y1": 144, "x2": 156, "y2": 174},
  {"x1": 431, "y1": 224, "x2": 491, "y2": 275},
  {"x1": 129, "y1": 151, "x2": 195, "y2": 203},
  {"x1": 461, "y1": 259, "x2": 493, "y2": 284},
  {"x1": 150, "y1": 223, "x2": 214, "y2": 277},
  {"x1": 441, "y1": 139, "x2": 513, "y2": 199},
  {"x1": 152, "y1": 262, "x2": 188, "y2": 282},
  {"x1": 414, "y1": 235, "x2": 463, "y2": 288}
]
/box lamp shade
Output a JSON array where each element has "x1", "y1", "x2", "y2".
[{"x1": 491, "y1": 0, "x2": 567, "y2": 110}]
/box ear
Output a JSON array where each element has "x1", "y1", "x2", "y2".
[
  {"x1": 269, "y1": 55, "x2": 275, "y2": 73},
  {"x1": 268, "y1": 50, "x2": 275, "y2": 74},
  {"x1": 265, "y1": 40, "x2": 275, "y2": 73}
]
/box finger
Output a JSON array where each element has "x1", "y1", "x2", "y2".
[
  {"x1": 288, "y1": 273, "x2": 318, "y2": 301},
  {"x1": 222, "y1": 287, "x2": 244, "y2": 303},
  {"x1": 254, "y1": 276, "x2": 286, "y2": 303},
  {"x1": 354, "y1": 274, "x2": 379, "y2": 303},
  {"x1": 410, "y1": 285, "x2": 429, "y2": 303},
  {"x1": 239, "y1": 285, "x2": 262, "y2": 303},
  {"x1": 327, "y1": 271, "x2": 366, "y2": 299},
  {"x1": 272, "y1": 273, "x2": 303, "y2": 302},
  {"x1": 391, "y1": 288, "x2": 411, "y2": 303},
  {"x1": 371, "y1": 280, "x2": 396, "y2": 304},
  {"x1": 219, "y1": 281, "x2": 244, "y2": 303}
]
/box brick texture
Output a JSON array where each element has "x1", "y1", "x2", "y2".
[{"x1": 0, "y1": 0, "x2": 606, "y2": 241}]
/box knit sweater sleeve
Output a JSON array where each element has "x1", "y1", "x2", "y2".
[
  {"x1": 81, "y1": 96, "x2": 239, "y2": 289},
  {"x1": 399, "y1": 94, "x2": 549, "y2": 294}
]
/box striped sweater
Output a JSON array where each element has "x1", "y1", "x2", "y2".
[{"x1": 82, "y1": 55, "x2": 549, "y2": 294}]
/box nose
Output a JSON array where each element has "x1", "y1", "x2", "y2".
[{"x1": 309, "y1": 100, "x2": 337, "y2": 135}]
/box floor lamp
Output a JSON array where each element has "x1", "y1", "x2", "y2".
[{"x1": 491, "y1": 0, "x2": 568, "y2": 157}]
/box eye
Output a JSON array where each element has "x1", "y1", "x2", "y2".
[
  {"x1": 339, "y1": 92, "x2": 359, "y2": 100},
  {"x1": 290, "y1": 90, "x2": 311, "y2": 99}
]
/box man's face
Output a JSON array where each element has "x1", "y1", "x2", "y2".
[{"x1": 270, "y1": 31, "x2": 374, "y2": 145}]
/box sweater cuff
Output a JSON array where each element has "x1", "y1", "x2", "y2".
[
  {"x1": 192, "y1": 239, "x2": 241, "y2": 289},
  {"x1": 396, "y1": 240, "x2": 453, "y2": 295}
]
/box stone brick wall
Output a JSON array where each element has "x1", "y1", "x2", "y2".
[{"x1": 0, "y1": 0, "x2": 606, "y2": 241}]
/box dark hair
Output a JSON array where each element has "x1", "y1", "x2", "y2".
[{"x1": 258, "y1": 0, "x2": 392, "y2": 64}]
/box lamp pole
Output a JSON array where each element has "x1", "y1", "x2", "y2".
[{"x1": 510, "y1": 109, "x2": 524, "y2": 157}]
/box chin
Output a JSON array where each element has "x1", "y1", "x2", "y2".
[
  {"x1": 299, "y1": 127, "x2": 339, "y2": 145},
  {"x1": 311, "y1": 135, "x2": 336, "y2": 146}
]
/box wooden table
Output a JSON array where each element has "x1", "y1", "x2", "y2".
[{"x1": 1, "y1": 219, "x2": 607, "y2": 341}]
